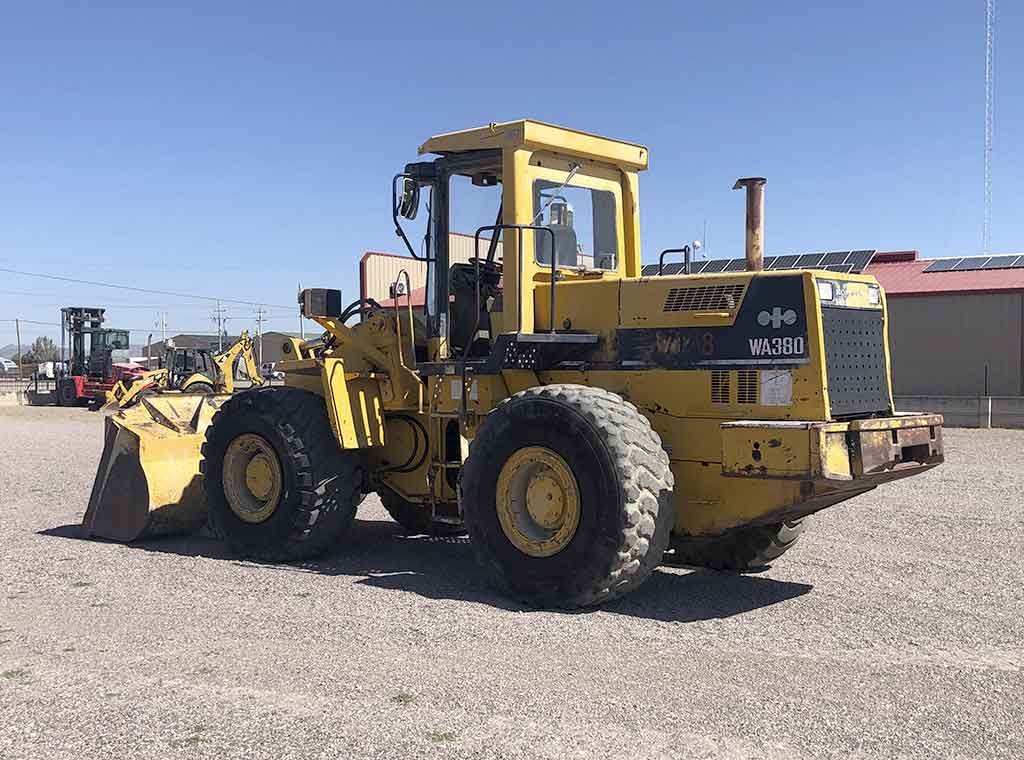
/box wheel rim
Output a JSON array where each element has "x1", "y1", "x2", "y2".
[
  {"x1": 222, "y1": 433, "x2": 283, "y2": 523},
  {"x1": 496, "y1": 446, "x2": 580, "y2": 557}
]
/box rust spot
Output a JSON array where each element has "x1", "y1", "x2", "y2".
[{"x1": 767, "y1": 439, "x2": 782, "y2": 448}]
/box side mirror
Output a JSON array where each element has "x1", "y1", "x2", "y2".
[{"x1": 396, "y1": 177, "x2": 420, "y2": 221}]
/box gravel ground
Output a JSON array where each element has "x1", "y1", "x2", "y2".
[{"x1": 1, "y1": 405, "x2": 1022, "y2": 759}]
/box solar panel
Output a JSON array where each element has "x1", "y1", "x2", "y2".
[
  {"x1": 795, "y1": 253, "x2": 825, "y2": 268},
  {"x1": 640, "y1": 263, "x2": 658, "y2": 276},
  {"x1": 982, "y1": 255, "x2": 1021, "y2": 269},
  {"x1": 824, "y1": 264, "x2": 855, "y2": 273},
  {"x1": 845, "y1": 250, "x2": 875, "y2": 272},
  {"x1": 772, "y1": 255, "x2": 800, "y2": 269},
  {"x1": 702, "y1": 259, "x2": 729, "y2": 273},
  {"x1": 688, "y1": 260, "x2": 710, "y2": 274},
  {"x1": 761, "y1": 256, "x2": 777, "y2": 269},
  {"x1": 662, "y1": 262, "x2": 685, "y2": 276},
  {"x1": 821, "y1": 251, "x2": 850, "y2": 266},
  {"x1": 952, "y1": 257, "x2": 989, "y2": 271},
  {"x1": 922, "y1": 258, "x2": 962, "y2": 273},
  {"x1": 724, "y1": 258, "x2": 747, "y2": 272}
]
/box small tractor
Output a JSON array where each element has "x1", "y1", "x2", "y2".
[
  {"x1": 85, "y1": 120, "x2": 943, "y2": 608},
  {"x1": 57, "y1": 306, "x2": 146, "y2": 406},
  {"x1": 105, "y1": 331, "x2": 264, "y2": 409}
]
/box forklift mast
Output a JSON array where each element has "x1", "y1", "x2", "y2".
[{"x1": 60, "y1": 307, "x2": 106, "y2": 376}]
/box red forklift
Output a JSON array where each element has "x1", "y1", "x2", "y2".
[{"x1": 57, "y1": 307, "x2": 145, "y2": 406}]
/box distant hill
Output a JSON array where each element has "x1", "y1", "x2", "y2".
[{"x1": 0, "y1": 343, "x2": 27, "y2": 359}]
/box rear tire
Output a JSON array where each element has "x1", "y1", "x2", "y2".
[
  {"x1": 379, "y1": 487, "x2": 465, "y2": 536},
  {"x1": 665, "y1": 519, "x2": 806, "y2": 572},
  {"x1": 460, "y1": 384, "x2": 674, "y2": 608},
  {"x1": 185, "y1": 381, "x2": 216, "y2": 394},
  {"x1": 201, "y1": 387, "x2": 362, "y2": 561}
]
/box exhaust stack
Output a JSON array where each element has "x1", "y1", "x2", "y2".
[{"x1": 733, "y1": 177, "x2": 766, "y2": 272}]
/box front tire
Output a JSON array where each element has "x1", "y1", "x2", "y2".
[
  {"x1": 201, "y1": 387, "x2": 362, "y2": 561},
  {"x1": 460, "y1": 384, "x2": 674, "y2": 608}
]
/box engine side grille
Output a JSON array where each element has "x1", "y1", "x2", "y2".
[
  {"x1": 822, "y1": 306, "x2": 891, "y2": 417},
  {"x1": 711, "y1": 371, "x2": 730, "y2": 404},
  {"x1": 663, "y1": 284, "x2": 746, "y2": 312},
  {"x1": 737, "y1": 370, "x2": 759, "y2": 405}
]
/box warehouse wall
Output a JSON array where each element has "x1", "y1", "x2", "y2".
[
  {"x1": 887, "y1": 293, "x2": 1024, "y2": 396},
  {"x1": 360, "y1": 234, "x2": 503, "y2": 302}
]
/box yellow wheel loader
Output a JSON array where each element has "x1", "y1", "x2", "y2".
[
  {"x1": 105, "y1": 330, "x2": 264, "y2": 409},
  {"x1": 85, "y1": 120, "x2": 944, "y2": 608}
]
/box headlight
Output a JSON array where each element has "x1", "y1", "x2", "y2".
[
  {"x1": 867, "y1": 285, "x2": 881, "y2": 305},
  {"x1": 817, "y1": 280, "x2": 835, "y2": 301}
]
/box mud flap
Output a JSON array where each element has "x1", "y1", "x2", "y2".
[{"x1": 83, "y1": 394, "x2": 228, "y2": 541}]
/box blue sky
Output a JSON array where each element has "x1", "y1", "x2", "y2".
[{"x1": 2, "y1": 1, "x2": 1021, "y2": 345}]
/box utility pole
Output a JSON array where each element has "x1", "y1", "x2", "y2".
[
  {"x1": 211, "y1": 300, "x2": 229, "y2": 351},
  {"x1": 14, "y1": 318, "x2": 23, "y2": 379},
  {"x1": 154, "y1": 311, "x2": 167, "y2": 345},
  {"x1": 984, "y1": 0, "x2": 995, "y2": 254},
  {"x1": 254, "y1": 305, "x2": 266, "y2": 367}
]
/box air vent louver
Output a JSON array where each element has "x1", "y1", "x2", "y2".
[
  {"x1": 737, "y1": 370, "x2": 759, "y2": 405},
  {"x1": 711, "y1": 371, "x2": 730, "y2": 404},
  {"x1": 663, "y1": 284, "x2": 746, "y2": 312}
]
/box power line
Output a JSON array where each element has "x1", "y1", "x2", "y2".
[{"x1": 0, "y1": 266, "x2": 297, "y2": 310}]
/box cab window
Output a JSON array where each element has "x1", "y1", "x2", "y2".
[{"x1": 533, "y1": 180, "x2": 618, "y2": 271}]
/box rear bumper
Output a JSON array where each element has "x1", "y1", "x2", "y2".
[
  {"x1": 699, "y1": 413, "x2": 944, "y2": 531},
  {"x1": 722, "y1": 413, "x2": 944, "y2": 483}
]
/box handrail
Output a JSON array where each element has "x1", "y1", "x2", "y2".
[
  {"x1": 459, "y1": 223, "x2": 557, "y2": 424},
  {"x1": 390, "y1": 268, "x2": 423, "y2": 414},
  {"x1": 473, "y1": 224, "x2": 558, "y2": 335},
  {"x1": 658, "y1": 246, "x2": 693, "y2": 276}
]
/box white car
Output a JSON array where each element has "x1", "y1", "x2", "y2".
[{"x1": 0, "y1": 357, "x2": 18, "y2": 374}]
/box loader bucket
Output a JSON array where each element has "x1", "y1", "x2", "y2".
[{"x1": 83, "y1": 394, "x2": 229, "y2": 542}]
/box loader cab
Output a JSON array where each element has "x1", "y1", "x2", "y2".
[
  {"x1": 393, "y1": 120, "x2": 648, "y2": 362},
  {"x1": 166, "y1": 347, "x2": 217, "y2": 388}
]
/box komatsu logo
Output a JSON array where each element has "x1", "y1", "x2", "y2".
[{"x1": 757, "y1": 307, "x2": 797, "y2": 329}]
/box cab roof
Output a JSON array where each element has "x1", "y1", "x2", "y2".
[{"x1": 418, "y1": 119, "x2": 649, "y2": 172}]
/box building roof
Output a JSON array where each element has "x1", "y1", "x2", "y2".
[{"x1": 866, "y1": 250, "x2": 1024, "y2": 296}]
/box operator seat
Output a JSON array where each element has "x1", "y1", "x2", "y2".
[{"x1": 536, "y1": 225, "x2": 578, "y2": 268}]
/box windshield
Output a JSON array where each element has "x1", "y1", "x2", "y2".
[{"x1": 94, "y1": 330, "x2": 130, "y2": 350}]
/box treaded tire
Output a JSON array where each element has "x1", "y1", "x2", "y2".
[
  {"x1": 379, "y1": 488, "x2": 465, "y2": 537},
  {"x1": 460, "y1": 384, "x2": 674, "y2": 608},
  {"x1": 666, "y1": 519, "x2": 806, "y2": 572},
  {"x1": 57, "y1": 378, "x2": 77, "y2": 407},
  {"x1": 184, "y1": 381, "x2": 216, "y2": 394},
  {"x1": 200, "y1": 386, "x2": 362, "y2": 561}
]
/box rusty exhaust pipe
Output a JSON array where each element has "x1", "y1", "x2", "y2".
[{"x1": 733, "y1": 177, "x2": 766, "y2": 272}]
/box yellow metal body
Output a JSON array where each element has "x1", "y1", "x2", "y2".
[{"x1": 84, "y1": 119, "x2": 943, "y2": 547}]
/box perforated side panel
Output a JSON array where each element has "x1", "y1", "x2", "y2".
[
  {"x1": 822, "y1": 307, "x2": 891, "y2": 416},
  {"x1": 663, "y1": 284, "x2": 746, "y2": 312},
  {"x1": 737, "y1": 370, "x2": 758, "y2": 405}
]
